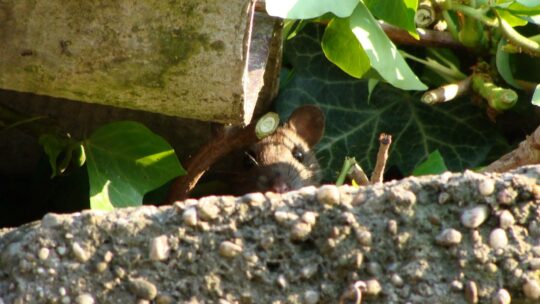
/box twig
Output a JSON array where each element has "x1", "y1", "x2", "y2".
[
  {"x1": 166, "y1": 123, "x2": 259, "y2": 203},
  {"x1": 371, "y1": 133, "x2": 392, "y2": 184},
  {"x1": 482, "y1": 125, "x2": 540, "y2": 173},
  {"x1": 349, "y1": 163, "x2": 370, "y2": 186},
  {"x1": 421, "y1": 76, "x2": 472, "y2": 105}
]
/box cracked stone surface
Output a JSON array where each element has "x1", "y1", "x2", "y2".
[{"x1": 1, "y1": 166, "x2": 540, "y2": 303}]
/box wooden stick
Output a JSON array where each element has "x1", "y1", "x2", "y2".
[
  {"x1": 166, "y1": 123, "x2": 259, "y2": 203},
  {"x1": 349, "y1": 163, "x2": 370, "y2": 186},
  {"x1": 371, "y1": 133, "x2": 392, "y2": 184},
  {"x1": 482, "y1": 125, "x2": 540, "y2": 173}
]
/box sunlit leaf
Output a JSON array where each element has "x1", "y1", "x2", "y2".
[
  {"x1": 266, "y1": 0, "x2": 359, "y2": 19},
  {"x1": 349, "y1": 3, "x2": 428, "y2": 90},
  {"x1": 532, "y1": 84, "x2": 540, "y2": 106},
  {"x1": 85, "y1": 121, "x2": 185, "y2": 210},
  {"x1": 322, "y1": 18, "x2": 370, "y2": 78},
  {"x1": 365, "y1": 0, "x2": 419, "y2": 39}
]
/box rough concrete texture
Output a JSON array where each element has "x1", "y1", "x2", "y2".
[{"x1": 1, "y1": 166, "x2": 540, "y2": 303}]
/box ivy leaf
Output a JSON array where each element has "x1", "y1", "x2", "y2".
[
  {"x1": 265, "y1": 0, "x2": 359, "y2": 19},
  {"x1": 322, "y1": 17, "x2": 370, "y2": 78},
  {"x1": 278, "y1": 24, "x2": 507, "y2": 180},
  {"x1": 412, "y1": 150, "x2": 448, "y2": 176},
  {"x1": 349, "y1": 3, "x2": 428, "y2": 91},
  {"x1": 532, "y1": 84, "x2": 540, "y2": 106},
  {"x1": 85, "y1": 121, "x2": 185, "y2": 210},
  {"x1": 365, "y1": 0, "x2": 419, "y2": 39},
  {"x1": 39, "y1": 134, "x2": 70, "y2": 177}
]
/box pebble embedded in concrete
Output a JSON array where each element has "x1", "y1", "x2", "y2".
[
  {"x1": 465, "y1": 280, "x2": 478, "y2": 304},
  {"x1": 499, "y1": 211, "x2": 515, "y2": 229},
  {"x1": 182, "y1": 207, "x2": 198, "y2": 226},
  {"x1": 74, "y1": 294, "x2": 94, "y2": 304},
  {"x1": 303, "y1": 290, "x2": 320, "y2": 304},
  {"x1": 461, "y1": 205, "x2": 490, "y2": 228},
  {"x1": 523, "y1": 279, "x2": 540, "y2": 300},
  {"x1": 149, "y1": 235, "x2": 170, "y2": 261},
  {"x1": 478, "y1": 179, "x2": 495, "y2": 196},
  {"x1": 219, "y1": 241, "x2": 243, "y2": 258},
  {"x1": 491, "y1": 288, "x2": 511, "y2": 304},
  {"x1": 316, "y1": 185, "x2": 340, "y2": 205},
  {"x1": 71, "y1": 242, "x2": 90, "y2": 263},
  {"x1": 489, "y1": 228, "x2": 508, "y2": 250},
  {"x1": 436, "y1": 228, "x2": 462, "y2": 246},
  {"x1": 129, "y1": 277, "x2": 158, "y2": 300}
]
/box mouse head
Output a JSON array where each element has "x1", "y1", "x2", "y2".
[{"x1": 233, "y1": 105, "x2": 325, "y2": 194}]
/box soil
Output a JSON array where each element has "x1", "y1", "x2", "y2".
[{"x1": 1, "y1": 166, "x2": 540, "y2": 303}]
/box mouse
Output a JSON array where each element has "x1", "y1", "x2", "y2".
[{"x1": 230, "y1": 105, "x2": 325, "y2": 195}]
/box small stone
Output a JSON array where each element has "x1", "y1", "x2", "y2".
[
  {"x1": 355, "y1": 229, "x2": 372, "y2": 246},
  {"x1": 74, "y1": 294, "x2": 94, "y2": 304},
  {"x1": 103, "y1": 251, "x2": 113, "y2": 262},
  {"x1": 461, "y1": 205, "x2": 490, "y2": 228},
  {"x1": 450, "y1": 280, "x2": 463, "y2": 291},
  {"x1": 436, "y1": 228, "x2": 462, "y2": 246},
  {"x1": 499, "y1": 210, "x2": 515, "y2": 229},
  {"x1": 529, "y1": 258, "x2": 540, "y2": 270},
  {"x1": 367, "y1": 262, "x2": 382, "y2": 277},
  {"x1": 219, "y1": 241, "x2": 243, "y2": 258},
  {"x1": 533, "y1": 246, "x2": 540, "y2": 257},
  {"x1": 41, "y1": 213, "x2": 64, "y2": 228},
  {"x1": 365, "y1": 279, "x2": 382, "y2": 296},
  {"x1": 478, "y1": 179, "x2": 495, "y2": 196},
  {"x1": 182, "y1": 208, "x2": 198, "y2": 226},
  {"x1": 242, "y1": 192, "x2": 266, "y2": 206},
  {"x1": 291, "y1": 222, "x2": 313, "y2": 241},
  {"x1": 56, "y1": 246, "x2": 67, "y2": 256},
  {"x1": 390, "y1": 189, "x2": 416, "y2": 206},
  {"x1": 58, "y1": 287, "x2": 67, "y2": 296},
  {"x1": 317, "y1": 185, "x2": 340, "y2": 205},
  {"x1": 94, "y1": 262, "x2": 108, "y2": 273},
  {"x1": 497, "y1": 188, "x2": 517, "y2": 205},
  {"x1": 301, "y1": 211, "x2": 318, "y2": 226},
  {"x1": 61, "y1": 297, "x2": 70, "y2": 304},
  {"x1": 303, "y1": 290, "x2": 320, "y2": 304},
  {"x1": 387, "y1": 220, "x2": 398, "y2": 235},
  {"x1": 465, "y1": 281, "x2": 478, "y2": 304},
  {"x1": 489, "y1": 228, "x2": 508, "y2": 250},
  {"x1": 71, "y1": 242, "x2": 90, "y2": 262},
  {"x1": 198, "y1": 198, "x2": 220, "y2": 220},
  {"x1": 274, "y1": 210, "x2": 299, "y2": 224},
  {"x1": 491, "y1": 288, "x2": 511, "y2": 304},
  {"x1": 129, "y1": 278, "x2": 157, "y2": 300},
  {"x1": 38, "y1": 248, "x2": 50, "y2": 260},
  {"x1": 300, "y1": 264, "x2": 318, "y2": 279},
  {"x1": 277, "y1": 274, "x2": 288, "y2": 289},
  {"x1": 391, "y1": 274, "x2": 404, "y2": 287},
  {"x1": 149, "y1": 235, "x2": 170, "y2": 261},
  {"x1": 438, "y1": 192, "x2": 451, "y2": 204},
  {"x1": 523, "y1": 279, "x2": 540, "y2": 300},
  {"x1": 155, "y1": 294, "x2": 174, "y2": 304}
]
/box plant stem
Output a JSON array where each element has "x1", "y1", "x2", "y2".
[
  {"x1": 451, "y1": 3, "x2": 497, "y2": 27},
  {"x1": 401, "y1": 51, "x2": 467, "y2": 81},
  {"x1": 336, "y1": 157, "x2": 356, "y2": 186}
]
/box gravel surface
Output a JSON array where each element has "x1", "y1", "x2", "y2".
[{"x1": 1, "y1": 166, "x2": 540, "y2": 303}]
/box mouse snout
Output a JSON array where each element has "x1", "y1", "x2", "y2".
[{"x1": 257, "y1": 170, "x2": 291, "y2": 194}]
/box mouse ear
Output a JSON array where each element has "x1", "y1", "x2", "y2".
[{"x1": 286, "y1": 105, "x2": 325, "y2": 147}]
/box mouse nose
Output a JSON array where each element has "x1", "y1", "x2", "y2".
[{"x1": 270, "y1": 174, "x2": 290, "y2": 193}]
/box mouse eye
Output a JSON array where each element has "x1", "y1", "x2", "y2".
[
  {"x1": 243, "y1": 150, "x2": 258, "y2": 169},
  {"x1": 292, "y1": 146, "x2": 304, "y2": 162}
]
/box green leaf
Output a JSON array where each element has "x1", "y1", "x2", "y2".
[
  {"x1": 266, "y1": 0, "x2": 359, "y2": 19},
  {"x1": 85, "y1": 121, "x2": 185, "y2": 210},
  {"x1": 278, "y1": 24, "x2": 508, "y2": 180},
  {"x1": 412, "y1": 150, "x2": 448, "y2": 176},
  {"x1": 39, "y1": 134, "x2": 70, "y2": 177},
  {"x1": 496, "y1": 38, "x2": 522, "y2": 89},
  {"x1": 349, "y1": 3, "x2": 428, "y2": 90},
  {"x1": 496, "y1": 8, "x2": 529, "y2": 26},
  {"x1": 365, "y1": 0, "x2": 419, "y2": 39},
  {"x1": 532, "y1": 84, "x2": 540, "y2": 106},
  {"x1": 322, "y1": 18, "x2": 370, "y2": 78}
]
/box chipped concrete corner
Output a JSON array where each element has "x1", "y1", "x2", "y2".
[{"x1": 1, "y1": 166, "x2": 540, "y2": 303}]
